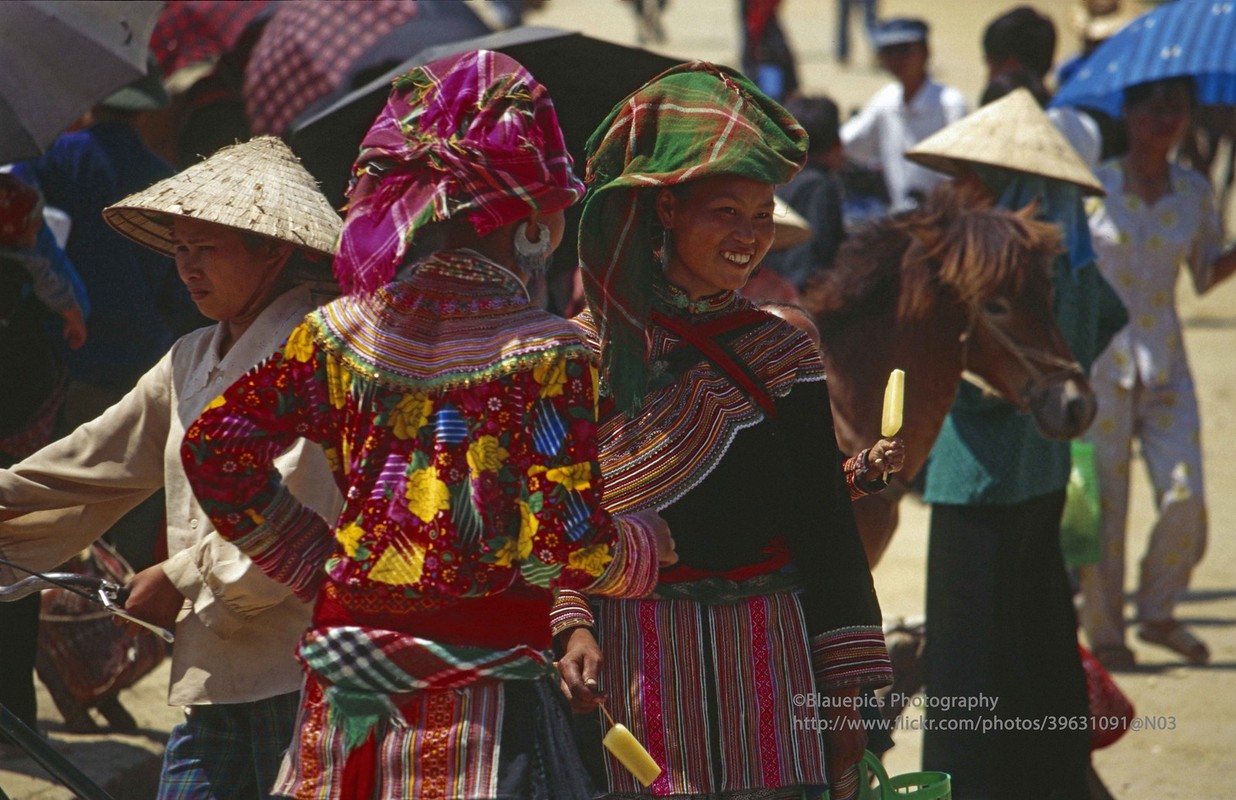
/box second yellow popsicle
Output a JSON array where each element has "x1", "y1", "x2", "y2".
[
  {"x1": 602, "y1": 722, "x2": 662, "y2": 787},
  {"x1": 881, "y1": 368, "x2": 905, "y2": 437}
]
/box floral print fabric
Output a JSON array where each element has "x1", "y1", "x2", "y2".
[{"x1": 181, "y1": 254, "x2": 650, "y2": 611}]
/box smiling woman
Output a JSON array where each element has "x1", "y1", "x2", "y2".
[
  {"x1": 657, "y1": 174, "x2": 777, "y2": 298},
  {"x1": 554, "y1": 62, "x2": 893, "y2": 800}
]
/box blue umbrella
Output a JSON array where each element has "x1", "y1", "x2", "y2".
[{"x1": 1052, "y1": 0, "x2": 1236, "y2": 117}]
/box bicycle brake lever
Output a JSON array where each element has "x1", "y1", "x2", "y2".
[
  {"x1": 96, "y1": 585, "x2": 175, "y2": 644},
  {"x1": 97, "y1": 579, "x2": 131, "y2": 607}
]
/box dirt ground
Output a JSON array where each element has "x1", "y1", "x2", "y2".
[{"x1": 3, "y1": 1, "x2": 1231, "y2": 797}]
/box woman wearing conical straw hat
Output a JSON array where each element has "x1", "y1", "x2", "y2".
[
  {"x1": 905, "y1": 89, "x2": 1128, "y2": 799},
  {"x1": 0, "y1": 136, "x2": 344, "y2": 799},
  {"x1": 179, "y1": 50, "x2": 675, "y2": 799}
]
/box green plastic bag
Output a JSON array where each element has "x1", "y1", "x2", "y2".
[
  {"x1": 816, "y1": 751, "x2": 951, "y2": 799},
  {"x1": 1061, "y1": 440, "x2": 1102, "y2": 566}
]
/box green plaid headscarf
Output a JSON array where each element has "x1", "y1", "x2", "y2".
[{"x1": 578, "y1": 62, "x2": 808, "y2": 415}]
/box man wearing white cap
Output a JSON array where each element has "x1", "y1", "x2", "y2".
[{"x1": 840, "y1": 17, "x2": 968, "y2": 211}]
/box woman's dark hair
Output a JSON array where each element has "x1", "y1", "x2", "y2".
[
  {"x1": 1123, "y1": 77, "x2": 1197, "y2": 110},
  {"x1": 982, "y1": 6, "x2": 1057, "y2": 79},
  {"x1": 782, "y1": 96, "x2": 841, "y2": 155},
  {"x1": 980, "y1": 68, "x2": 1052, "y2": 108},
  {"x1": 237, "y1": 229, "x2": 284, "y2": 255},
  {"x1": 235, "y1": 229, "x2": 329, "y2": 288}
]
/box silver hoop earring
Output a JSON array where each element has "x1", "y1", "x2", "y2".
[
  {"x1": 514, "y1": 222, "x2": 552, "y2": 277},
  {"x1": 660, "y1": 228, "x2": 672, "y2": 272}
]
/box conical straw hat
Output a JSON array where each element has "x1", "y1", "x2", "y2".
[
  {"x1": 905, "y1": 89, "x2": 1105, "y2": 196},
  {"x1": 771, "y1": 194, "x2": 812, "y2": 251},
  {"x1": 104, "y1": 136, "x2": 342, "y2": 257}
]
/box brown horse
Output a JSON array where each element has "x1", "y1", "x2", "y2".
[{"x1": 801, "y1": 183, "x2": 1096, "y2": 566}]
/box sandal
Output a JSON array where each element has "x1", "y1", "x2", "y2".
[
  {"x1": 1137, "y1": 620, "x2": 1210, "y2": 665},
  {"x1": 1092, "y1": 644, "x2": 1136, "y2": 671}
]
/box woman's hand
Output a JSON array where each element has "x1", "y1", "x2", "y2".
[
  {"x1": 556, "y1": 627, "x2": 607, "y2": 713},
  {"x1": 868, "y1": 437, "x2": 905, "y2": 475},
  {"x1": 62, "y1": 306, "x2": 87, "y2": 350},
  {"x1": 822, "y1": 705, "x2": 868, "y2": 782},
  {"x1": 122, "y1": 563, "x2": 184, "y2": 631},
  {"x1": 632, "y1": 509, "x2": 677, "y2": 566}
]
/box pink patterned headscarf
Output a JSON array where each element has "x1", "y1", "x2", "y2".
[{"x1": 333, "y1": 50, "x2": 586, "y2": 294}]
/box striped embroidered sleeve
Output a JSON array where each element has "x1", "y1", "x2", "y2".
[
  {"x1": 810, "y1": 626, "x2": 894, "y2": 691},
  {"x1": 181, "y1": 322, "x2": 339, "y2": 601},
  {"x1": 581, "y1": 512, "x2": 659, "y2": 598}
]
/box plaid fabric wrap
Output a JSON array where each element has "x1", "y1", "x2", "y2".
[
  {"x1": 299, "y1": 626, "x2": 554, "y2": 750},
  {"x1": 334, "y1": 50, "x2": 585, "y2": 295},
  {"x1": 578, "y1": 61, "x2": 808, "y2": 415}
]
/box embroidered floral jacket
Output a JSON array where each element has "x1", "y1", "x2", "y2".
[{"x1": 181, "y1": 253, "x2": 658, "y2": 650}]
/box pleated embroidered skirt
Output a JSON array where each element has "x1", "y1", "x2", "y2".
[{"x1": 578, "y1": 591, "x2": 835, "y2": 799}]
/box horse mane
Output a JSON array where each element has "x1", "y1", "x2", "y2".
[{"x1": 801, "y1": 182, "x2": 1063, "y2": 332}]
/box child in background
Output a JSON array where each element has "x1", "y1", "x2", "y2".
[{"x1": 0, "y1": 175, "x2": 87, "y2": 356}]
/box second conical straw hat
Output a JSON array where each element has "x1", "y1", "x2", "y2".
[
  {"x1": 905, "y1": 88, "x2": 1104, "y2": 196},
  {"x1": 770, "y1": 195, "x2": 812, "y2": 251},
  {"x1": 104, "y1": 136, "x2": 342, "y2": 257}
]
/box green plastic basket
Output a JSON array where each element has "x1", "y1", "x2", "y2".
[{"x1": 857, "y1": 751, "x2": 951, "y2": 799}]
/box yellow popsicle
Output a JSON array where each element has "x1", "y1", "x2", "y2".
[
  {"x1": 881, "y1": 369, "x2": 905, "y2": 437},
  {"x1": 602, "y1": 722, "x2": 662, "y2": 787}
]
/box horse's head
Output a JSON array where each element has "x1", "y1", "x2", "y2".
[{"x1": 899, "y1": 190, "x2": 1096, "y2": 440}]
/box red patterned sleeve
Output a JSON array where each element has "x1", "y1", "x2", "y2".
[
  {"x1": 521, "y1": 356, "x2": 658, "y2": 599},
  {"x1": 181, "y1": 320, "x2": 340, "y2": 600},
  {"x1": 842, "y1": 449, "x2": 888, "y2": 499}
]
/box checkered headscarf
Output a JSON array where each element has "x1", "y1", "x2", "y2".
[
  {"x1": 333, "y1": 50, "x2": 585, "y2": 295},
  {"x1": 579, "y1": 62, "x2": 808, "y2": 415}
]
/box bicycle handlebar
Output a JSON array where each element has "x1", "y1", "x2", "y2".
[
  {"x1": 0, "y1": 573, "x2": 172, "y2": 643},
  {"x1": 0, "y1": 572, "x2": 124, "y2": 602}
]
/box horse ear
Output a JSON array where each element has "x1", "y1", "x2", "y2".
[
  {"x1": 1013, "y1": 198, "x2": 1041, "y2": 222},
  {"x1": 1011, "y1": 198, "x2": 1066, "y2": 258}
]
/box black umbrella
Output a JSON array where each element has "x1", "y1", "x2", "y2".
[{"x1": 290, "y1": 26, "x2": 684, "y2": 209}]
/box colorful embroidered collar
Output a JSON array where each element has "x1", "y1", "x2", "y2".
[{"x1": 313, "y1": 251, "x2": 590, "y2": 393}]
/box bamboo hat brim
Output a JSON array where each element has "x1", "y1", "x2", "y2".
[
  {"x1": 771, "y1": 194, "x2": 812, "y2": 251},
  {"x1": 905, "y1": 89, "x2": 1105, "y2": 196},
  {"x1": 104, "y1": 136, "x2": 342, "y2": 257}
]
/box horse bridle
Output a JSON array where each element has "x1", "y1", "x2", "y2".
[{"x1": 959, "y1": 307, "x2": 1085, "y2": 411}]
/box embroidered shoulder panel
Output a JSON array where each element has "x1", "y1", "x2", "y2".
[
  {"x1": 313, "y1": 253, "x2": 593, "y2": 393},
  {"x1": 577, "y1": 300, "x2": 824, "y2": 513}
]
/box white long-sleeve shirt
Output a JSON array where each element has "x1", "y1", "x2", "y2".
[
  {"x1": 0, "y1": 286, "x2": 342, "y2": 705},
  {"x1": 841, "y1": 77, "x2": 969, "y2": 210}
]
